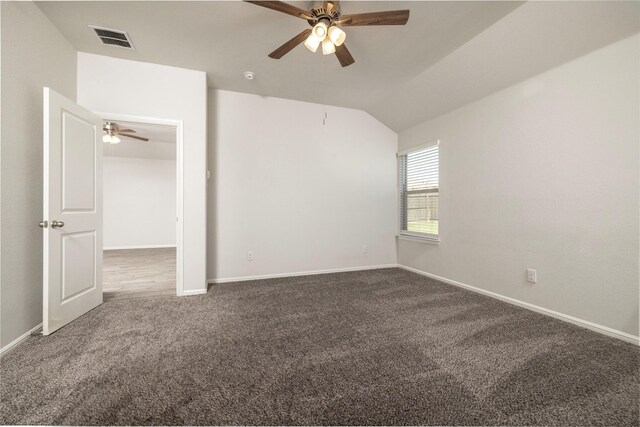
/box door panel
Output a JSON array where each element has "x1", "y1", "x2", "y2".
[
  {"x1": 62, "y1": 111, "x2": 96, "y2": 211},
  {"x1": 43, "y1": 87, "x2": 103, "y2": 335},
  {"x1": 61, "y1": 231, "x2": 97, "y2": 303}
]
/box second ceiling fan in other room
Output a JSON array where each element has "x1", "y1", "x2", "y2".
[
  {"x1": 102, "y1": 122, "x2": 150, "y2": 144},
  {"x1": 245, "y1": 0, "x2": 410, "y2": 67}
]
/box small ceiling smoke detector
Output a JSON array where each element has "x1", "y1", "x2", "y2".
[
  {"x1": 89, "y1": 25, "x2": 134, "y2": 49},
  {"x1": 243, "y1": 71, "x2": 255, "y2": 80}
]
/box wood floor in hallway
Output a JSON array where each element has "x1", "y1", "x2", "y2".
[{"x1": 103, "y1": 248, "x2": 176, "y2": 301}]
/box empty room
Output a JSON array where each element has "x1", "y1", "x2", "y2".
[
  {"x1": 102, "y1": 119, "x2": 179, "y2": 301},
  {"x1": 0, "y1": 1, "x2": 638, "y2": 426}
]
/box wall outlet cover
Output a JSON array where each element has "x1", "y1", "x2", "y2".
[{"x1": 526, "y1": 269, "x2": 537, "y2": 283}]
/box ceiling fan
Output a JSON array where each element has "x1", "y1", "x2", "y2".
[
  {"x1": 245, "y1": 0, "x2": 410, "y2": 67},
  {"x1": 102, "y1": 122, "x2": 149, "y2": 144}
]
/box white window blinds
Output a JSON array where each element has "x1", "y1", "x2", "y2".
[{"x1": 398, "y1": 143, "x2": 439, "y2": 238}]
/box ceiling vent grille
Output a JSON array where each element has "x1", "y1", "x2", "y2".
[{"x1": 89, "y1": 26, "x2": 134, "y2": 49}]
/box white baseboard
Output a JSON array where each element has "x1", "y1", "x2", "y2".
[
  {"x1": 0, "y1": 323, "x2": 42, "y2": 356},
  {"x1": 182, "y1": 288, "x2": 207, "y2": 296},
  {"x1": 104, "y1": 244, "x2": 176, "y2": 251},
  {"x1": 208, "y1": 264, "x2": 399, "y2": 284},
  {"x1": 398, "y1": 265, "x2": 639, "y2": 345}
]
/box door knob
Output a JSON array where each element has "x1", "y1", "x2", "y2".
[
  {"x1": 51, "y1": 220, "x2": 64, "y2": 229},
  {"x1": 38, "y1": 221, "x2": 48, "y2": 228}
]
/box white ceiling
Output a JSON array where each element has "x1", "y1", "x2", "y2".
[
  {"x1": 370, "y1": 1, "x2": 640, "y2": 130},
  {"x1": 38, "y1": 1, "x2": 639, "y2": 132},
  {"x1": 102, "y1": 120, "x2": 176, "y2": 160}
]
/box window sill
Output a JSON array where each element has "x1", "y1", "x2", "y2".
[{"x1": 396, "y1": 235, "x2": 440, "y2": 245}]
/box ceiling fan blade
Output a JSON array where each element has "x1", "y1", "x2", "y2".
[
  {"x1": 116, "y1": 128, "x2": 136, "y2": 133},
  {"x1": 322, "y1": 0, "x2": 340, "y2": 12},
  {"x1": 244, "y1": 1, "x2": 311, "y2": 19},
  {"x1": 335, "y1": 43, "x2": 355, "y2": 67},
  {"x1": 119, "y1": 133, "x2": 149, "y2": 142},
  {"x1": 340, "y1": 10, "x2": 410, "y2": 26},
  {"x1": 269, "y1": 29, "x2": 312, "y2": 59},
  {"x1": 319, "y1": 0, "x2": 340, "y2": 15}
]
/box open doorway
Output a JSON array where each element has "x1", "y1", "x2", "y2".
[{"x1": 101, "y1": 118, "x2": 180, "y2": 301}]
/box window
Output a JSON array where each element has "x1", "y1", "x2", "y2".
[{"x1": 398, "y1": 142, "x2": 439, "y2": 241}]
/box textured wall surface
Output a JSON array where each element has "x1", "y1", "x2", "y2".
[
  {"x1": 1, "y1": 1, "x2": 78, "y2": 349},
  {"x1": 103, "y1": 157, "x2": 176, "y2": 249},
  {"x1": 207, "y1": 90, "x2": 398, "y2": 281},
  {"x1": 398, "y1": 35, "x2": 640, "y2": 337}
]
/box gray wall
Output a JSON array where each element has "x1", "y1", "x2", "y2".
[
  {"x1": 1, "y1": 2, "x2": 77, "y2": 348},
  {"x1": 77, "y1": 52, "x2": 208, "y2": 294},
  {"x1": 206, "y1": 89, "x2": 397, "y2": 282},
  {"x1": 397, "y1": 35, "x2": 640, "y2": 338}
]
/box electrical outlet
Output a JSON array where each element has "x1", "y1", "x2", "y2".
[
  {"x1": 362, "y1": 245, "x2": 368, "y2": 254},
  {"x1": 526, "y1": 269, "x2": 537, "y2": 283},
  {"x1": 247, "y1": 251, "x2": 254, "y2": 261}
]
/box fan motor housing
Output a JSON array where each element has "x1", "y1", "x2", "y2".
[
  {"x1": 307, "y1": 4, "x2": 340, "y2": 26},
  {"x1": 103, "y1": 121, "x2": 119, "y2": 134}
]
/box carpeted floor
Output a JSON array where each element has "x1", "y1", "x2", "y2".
[{"x1": 1, "y1": 268, "x2": 638, "y2": 426}]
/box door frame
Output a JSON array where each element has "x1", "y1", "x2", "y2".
[{"x1": 97, "y1": 112, "x2": 185, "y2": 296}]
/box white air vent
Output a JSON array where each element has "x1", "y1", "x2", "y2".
[{"x1": 89, "y1": 26, "x2": 134, "y2": 49}]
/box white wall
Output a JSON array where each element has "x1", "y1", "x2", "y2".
[
  {"x1": 77, "y1": 53, "x2": 207, "y2": 293},
  {"x1": 208, "y1": 90, "x2": 397, "y2": 281},
  {"x1": 397, "y1": 35, "x2": 640, "y2": 338},
  {"x1": 103, "y1": 157, "x2": 176, "y2": 249},
  {"x1": 0, "y1": 2, "x2": 78, "y2": 349}
]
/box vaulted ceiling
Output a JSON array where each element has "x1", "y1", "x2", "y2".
[{"x1": 38, "y1": 1, "x2": 640, "y2": 131}]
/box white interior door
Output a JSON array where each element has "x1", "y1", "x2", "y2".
[{"x1": 42, "y1": 87, "x2": 103, "y2": 335}]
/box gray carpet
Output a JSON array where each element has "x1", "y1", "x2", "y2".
[{"x1": 1, "y1": 268, "x2": 638, "y2": 426}]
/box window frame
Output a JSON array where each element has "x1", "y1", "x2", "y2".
[{"x1": 397, "y1": 140, "x2": 440, "y2": 244}]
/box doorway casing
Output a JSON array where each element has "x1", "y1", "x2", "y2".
[{"x1": 98, "y1": 112, "x2": 185, "y2": 296}]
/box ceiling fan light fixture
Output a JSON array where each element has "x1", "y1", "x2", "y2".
[
  {"x1": 321, "y1": 38, "x2": 336, "y2": 55},
  {"x1": 304, "y1": 33, "x2": 321, "y2": 53},
  {"x1": 312, "y1": 21, "x2": 328, "y2": 40},
  {"x1": 327, "y1": 26, "x2": 346, "y2": 47},
  {"x1": 103, "y1": 132, "x2": 121, "y2": 144}
]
